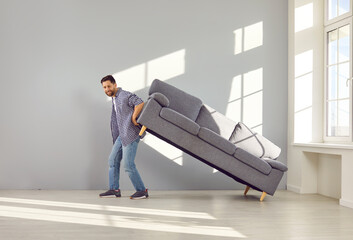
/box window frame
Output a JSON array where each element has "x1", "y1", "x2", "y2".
[
  {"x1": 325, "y1": 0, "x2": 353, "y2": 26},
  {"x1": 324, "y1": 17, "x2": 353, "y2": 142}
]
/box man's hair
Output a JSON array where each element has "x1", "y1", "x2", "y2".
[{"x1": 101, "y1": 75, "x2": 116, "y2": 84}]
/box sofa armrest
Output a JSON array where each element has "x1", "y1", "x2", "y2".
[
  {"x1": 149, "y1": 92, "x2": 170, "y2": 107},
  {"x1": 137, "y1": 98, "x2": 162, "y2": 127},
  {"x1": 263, "y1": 159, "x2": 288, "y2": 172},
  {"x1": 233, "y1": 148, "x2": 272, "y2": 175}
]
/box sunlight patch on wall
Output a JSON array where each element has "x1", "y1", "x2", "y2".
[
  {"x1": 234, "y1": 21, "x2": 263, "y2": 55},
  {"x1": 229, "y1": 75, "x2": 242, "y2": 100},
  {"x1": 244, "y1": 68, "x2": 263, "y2": 95},
  {"x1": 294, "y1": 50, "x2": 313, "y2": 142},
  {"x1": 295, "y1": 73, "x2": 313, "y2": 112},
  {"x1": 243, "y1": 91, "x2": 263, "y2": 129},
  {"x1": 113, "y1": 64, "x2": 146, "y2": 92},
  {"x1": 142, "y1": 134, "x2": 183, "y2": 166},
  {"x1": 226, "y1": 100, "x2": 242, "y2": 123},
  {"x1": 226, "y1": 75, "x2": 242, "y2": 123},
  {"x1": 295, "y1": 3, "x2": 313, "y2": 33},
  {"x1": 112, "y1": 49, "x2": 186, "y2": 92},
  {"x1": 172, "y1": 157, "x2": 183, "y2": 166},
  {"x1": 226, "y1": 68, "x2": 263, "y2": 134},
  {"x1": 244, "y1": 22, "x2": 263, "y2": 52},
  {"x1": 295, "y1": 108, "x2": 313, "y2": 142},
  {"x1": 233, "y1": 29, "x2": 243, "y2": 55},
  {"x1": 251, "y1": 125, "x2": 263, "y2": 135},
  {"x1": 295, "y1": 50, "x2": 313, "y2": 77},
  {"x1": 147, "y1": 49, "x2": 185, "y2": 85}
]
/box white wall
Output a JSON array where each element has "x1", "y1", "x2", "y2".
[{"x1": 0, "y1": 0, "x2": 288, "y2": 190}]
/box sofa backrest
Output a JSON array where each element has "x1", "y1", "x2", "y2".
[
  {"x1": 149, "y1": 79, "x2": 203, "y2": 121},
  {"x1": 196, "y1": 105, "x2": 237, "y2": 140}
]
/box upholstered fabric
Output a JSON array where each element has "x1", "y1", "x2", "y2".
[
  {"x1": 137, "y1": 98, "x2": 162, "y2": 127},
  {"x1": 198, "y1": 127, "x2": 237, "y2": 155},
  {"x1": 196, "y1": 105, "x2": 237, "y2": 139},
  {"x1": 160, "y1": 108, "x2": 200, "y2": 135},
  {"x1": 149, "y1": 92, "x2": 170, "y2": 107},
  {"x1": 264, "y1": 159, "x2": 288, "y2": 172},
  {"x1": 229, "y1": 122, "x2": 281, "y2": 159},
  {"x1": 233, "y1": 148, "x2": 272, "y2": 175},
  {"x1": 149, "y1": 79, "x2": 203, "y2": 121}
]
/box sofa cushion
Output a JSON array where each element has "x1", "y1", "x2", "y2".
[
  {"x1": 198, "y1": 127, "x2": 237, "y2": 155},
  {"x1": 196, "y1": 105, "x2": 237, "y2": 139},
  {"x1": 233, "y1": 148, "x2": 272, "y2": 175},
  {"x1": 149, "y1": 92, "x2": 170, "y2": 107},
  {"x1": 229, "y1": 122, "x2": 281, "y2": 159},
  {"x1": 149, "y1": 79, "x2": 203, "y2": 121},
  {"x1": 160, "y1": 108, "x2": 200, "y2": 135}
]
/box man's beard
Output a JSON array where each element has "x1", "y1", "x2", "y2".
[{"x1": 106, "y1": 91, "x2": 113, "y2": 96}]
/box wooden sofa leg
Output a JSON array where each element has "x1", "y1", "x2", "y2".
[
  {"x1": 260, "y1": 192, "x2": 267, "y2": 202},
  {"x1": 139, "y1": 125, "x2": 147, "y2": 136},
  {"x1": 244, "y1": 186, "x2": 251, "y2": 196}
]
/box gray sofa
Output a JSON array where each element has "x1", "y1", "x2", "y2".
[{"x1": 137, "y1": 79, "x2": 287, "y2": 201}]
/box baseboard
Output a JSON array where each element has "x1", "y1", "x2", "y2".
[
  {"x1": 287, "y1": 184, "x2": 301, "y2": 193},
  {"x1": 339, "y1": 198, "x2": 353, "y2": 209}
]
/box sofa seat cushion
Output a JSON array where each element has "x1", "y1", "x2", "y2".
[
  {"x1": 233, "y1": 148, "x2": 272, "y2": 175},
  {"x1": 198, "y1": 127, "x2": 237, "y2": 155},
  {"x1": 263, "y1": 159, "x2": 288, "y2": 172},
  {"x1": 160, "y1": 108, "x2": 200, "y2": 135}
]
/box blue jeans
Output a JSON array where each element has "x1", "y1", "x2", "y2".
[{"x1": 108, "y1": 136, "x2": 146, "y2": 191}]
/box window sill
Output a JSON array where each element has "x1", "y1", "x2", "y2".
[{"x1": 292, "y1": 142, "x2": 353, "y2": 150}]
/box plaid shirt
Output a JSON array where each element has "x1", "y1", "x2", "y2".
[{"x1": 111, "y1": 88, "x2": 143, "y2": 146}]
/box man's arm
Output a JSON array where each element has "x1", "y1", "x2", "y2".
[{"x1": 132, "y1": 102, "x2": 144, "y2": 126}]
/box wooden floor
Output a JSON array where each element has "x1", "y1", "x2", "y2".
[{"x1": 0, "y1": 190, "x2": 353, "y2": 240}]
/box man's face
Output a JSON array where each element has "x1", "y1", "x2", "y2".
[{"x1": 102, "y1": 81, "x2": 117, "y2": 97}]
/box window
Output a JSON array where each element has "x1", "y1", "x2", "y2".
[
  {"x1": 329, "y1": 0, "x2": 350, "y2": 18},
  {"x1": 324, "y1": 0, "x2": 353, "y2": 142},
  {"x1": 326, "y1": 0, "x2": 352, "y2": 24}
]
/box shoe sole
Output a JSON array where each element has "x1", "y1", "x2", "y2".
[
  {"x1": 130, "y1": 196, "x2": 148, "y2": 200},
  {"x1": 99, "y1": 196, "x2": 121, "y2": 198}
]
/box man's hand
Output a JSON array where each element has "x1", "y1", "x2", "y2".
[{"x1": 132, "y1": 117, "x2": 139, "y2": 126}]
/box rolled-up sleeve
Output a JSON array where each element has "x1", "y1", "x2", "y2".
[{"x1": 128, "y1": 93, "x2": 143, "y2": 107}]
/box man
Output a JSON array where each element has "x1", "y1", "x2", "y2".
[{"x1": 100, "y1": 75, "x2": 148, "y2": 199}]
